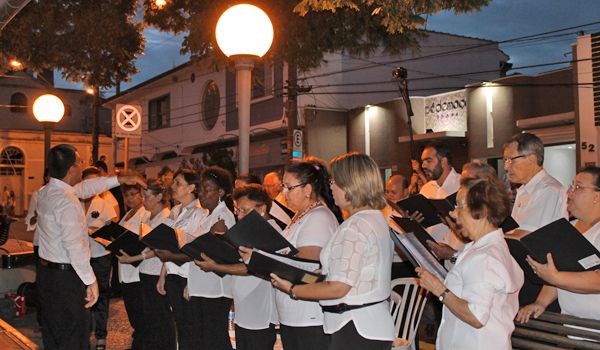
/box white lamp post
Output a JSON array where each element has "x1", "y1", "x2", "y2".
[
  {"x1": 216, "y1": 4, "x2": 273, "y2": 174},
  {"x1": 33, "y1": 94, "x2": 65, "y2": 170}
]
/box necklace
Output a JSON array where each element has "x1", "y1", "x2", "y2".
[{"x1": 288, "y1": 201, "x2": 322, "y2": 229}]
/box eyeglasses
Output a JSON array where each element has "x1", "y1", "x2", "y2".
[
  {"x1": 568, "y1": 183, "x2": 600, "y2": 192},
  {"x1": 281, "y1": 183, "x2": 305, "y2": 192},
  {"x1": 234, "y1": 205, "x2": 258, "y2": 216},
  {"x1": 503, "y1": 154, "x2": 528, "y2": 165}
]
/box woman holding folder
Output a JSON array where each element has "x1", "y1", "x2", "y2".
[
  {"x1": 271, "y1": 153, "x2": 394, "y2": 350},
  {"x1": 115, "y1": 183, "x2": 149, "y2": 350},
  {"x1": 154, "y1": 169, "x2": 207, "y2": 350},
  {"x1": 187, "y1": 166, "x2": 237, "y2": 350},
  {"x1": 196, "y1": 184, "x2": 280, "y2": 350},
  {"x1": 517, "y1": 166, "x2": 600, "y2": 322},
  {"x1": 118, "y1": 180, "x2": 177, "y2": 349}
]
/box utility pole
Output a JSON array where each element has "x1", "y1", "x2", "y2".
[
  {"x1": 91, "y1": 86, "x2": 100, "y2": 163},
  {"x1": 285, "y1": 60, "x2": 312, "y2": 160}
]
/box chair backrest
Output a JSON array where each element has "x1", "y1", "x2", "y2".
[{"x1": 389, "y1": 277, "x2": 429, "y2": 345}]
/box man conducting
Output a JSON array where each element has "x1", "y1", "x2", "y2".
[{"x1": 36, "y1": 144, "x2": 145, "y2": 350}]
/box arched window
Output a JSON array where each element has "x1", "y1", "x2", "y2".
[
  {"x1": 10, "y1": 93, "x2": 28, "y2": 113},
  {"x1": 0, "y1": 146, "x2": 25, "y2": 175},
  {"x1": 202, "y1": 80, "x2": 220, "y2": 130}
]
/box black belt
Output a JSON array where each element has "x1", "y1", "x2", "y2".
[
  {"x1": 321, "y1": 299, "x2": 386, "y2": 314},
  {"x1": 39, "y1": 258, "x2": 74, "y2": 271}
]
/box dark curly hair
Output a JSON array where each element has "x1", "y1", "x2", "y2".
[{"x1": 462, "y1": 173, "x2": 511, "y2": 227}]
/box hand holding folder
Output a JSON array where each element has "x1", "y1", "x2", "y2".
[
  {"x1": 246, "y1": 249, "x2": 325, "y2": 284},
  {"x1": 105, "y1": 230, "x2": 146, "y2": 267},
  {"x1": 223, "y1": 211, "x2": 298, "y2": 255},
  {"x1": 90, "y1": 222, "x2": 128, "y2": 241}
]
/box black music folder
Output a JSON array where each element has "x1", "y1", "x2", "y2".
[
  {"x1": 180, "y1": 233, "x2": 241, "y2": 265},
  {"x1": 391, "y1": 216, "x2": 442, "y2": 262},
  {"x1": 224, "y1": 211, "x2": 297, "y2": 255},
  {"x1": 506, "y1": 218, "x2": 600, "y2": 284},
  {"x1": 106, "y1": 231, "x2": 146, "y2": 267},
  {"x1": 140, "y1": 223, "x2": 181, "y2": 254},
  {"x1": 90, "y1": 222, "x2": 128, "y2": 241},
  {"x1": 388, "y1": 228, "x2": 448, "y2": 281},
  {"x1": 500, "y1": 216, "x2": 519, "y2": 233},
  {"x1": 247, "y1": 249, "x2": 325, "y2": 284},
  {"x1": 396, "y1": 194, "x2": 442, "y2": 228}
]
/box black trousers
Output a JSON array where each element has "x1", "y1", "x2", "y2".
[
  {"x1": 279, "y1": 324, "x2": 329, "y2": 350},
  {"x1": 234, "y1": 323, "x2": 277, "y2": 350},
  {"x1": 329, "y1": 321, "x2": 392, "y2": 350},
  {"x1": 139, "y1": 273, "x2": 176, "y2": 350},
  {"x1": 90, "y1": 254, "x2": 112, "y2": 339},
  {"x1": 121, "y1": 281, "x2": 144, "y2": 350},
  {"x1": 164, "y1": 274, "x2": 195, "y2": 350},
  {"x1": 37, "y1": 264, "x2": 90, "y2": 350},
  {"x1": 190, "y1": 296, "x2": 233, "y2": 350}
]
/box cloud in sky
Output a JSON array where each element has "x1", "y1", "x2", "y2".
[{"x1": 55, "y1": 0, "x2": 600, "y2": 93}]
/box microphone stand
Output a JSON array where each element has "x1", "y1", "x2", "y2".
[{"x1": 393, "y1": 67, "x2": 418, "y2": 192}]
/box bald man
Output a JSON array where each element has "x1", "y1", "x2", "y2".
[{"x1": 385, "y1": 174, "x2": 409, "y2": 203}]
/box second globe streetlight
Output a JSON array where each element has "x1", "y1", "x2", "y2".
[
  {"x1": 215, "y1": 4, "x2": 274, "y2": 175},
  {"x1": 33, "y1": 94, "x2": 65, "y2": 171}
]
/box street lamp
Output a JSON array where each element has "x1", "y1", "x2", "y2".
[
  {"x1": 33, "y1": 94, "x2": 65, "y2": 170},
  {"x1": 216, "y1": 4, "x2": 273, "y2": 174}
]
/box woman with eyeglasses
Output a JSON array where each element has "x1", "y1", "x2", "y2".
[
  {"x1": 416, "y1": 173, "x2": 524, "y2": 350},
  {"x1": 268, "y1": 160, "x2": 340, "y2": 350},
  {"x1": 271, "y1": 153, "x2": 394, "y2": 350},
  {"x1": 516, "y1": 166, "x2": 600, "y2": 323},
  {"x1": 154, "y1": 169, "x2": 207, "y2": 350},
  {"x1": 188, "y1": 166, "x2": 236, "y2": 350},
  {"x1": 197, "y1": 184, "x2": 280, "y2": 350}
]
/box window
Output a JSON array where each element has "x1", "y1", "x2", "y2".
[
  {"x1": 148, "y1": 94, "x2": 170, "y2": 130},
  {"x1": 10, "y1": 93, "x2": 27, "y2": 113},
  {"x1": 202, "y1": 80, "x2": 220, "y2": 130},
  {"x1": 0, "y1": 146, "x2": 25, "y2": 176},
  {"x1": 251, "y1": 61, "x2": 273, "y2": 100}
]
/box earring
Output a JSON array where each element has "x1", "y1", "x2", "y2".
[{"x1": 218, "y1": 196, "x2": 223, "y2": 204}]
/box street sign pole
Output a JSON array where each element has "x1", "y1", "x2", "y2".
[
  {"x1": 124, "y1": 137, "x2": 129, "y2": 173},
  {"x1": 115, "y1": 104, "x2": 142, "y2": 173}
]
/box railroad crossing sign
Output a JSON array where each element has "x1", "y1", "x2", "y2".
[{"x1": 115, "y1": 104, "x2": 142, "y2": 138}]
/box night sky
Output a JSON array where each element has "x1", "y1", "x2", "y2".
[{"x1": 54, "y1": 0, "x2": 600, "y2": 96}]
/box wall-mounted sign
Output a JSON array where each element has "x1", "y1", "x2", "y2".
[{"x1": 424, "y1": 90, "x2": 467, "y2": 132}]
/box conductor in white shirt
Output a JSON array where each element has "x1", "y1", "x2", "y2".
[
  {"x1": 503, "y1": 132, "x2": 567, "y2": 308},
  {"x1": 36, "y1": 144, "x2": 145, "y2": 350}
]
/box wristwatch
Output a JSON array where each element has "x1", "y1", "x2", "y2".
[{"x1": 438, "y1": 288, "x2": 451, "y2": 303}]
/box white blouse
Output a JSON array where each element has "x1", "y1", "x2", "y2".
[
  {"x1": 437, "y1": 229, "x2": 524, "y2": 350},
  {"x1": 118, "y1": 206, "x2": 150, "y2": 284},
  {"x1": 231, "y1": 219, "x2": 281, "y2": 330},
  {"x1": 557, "y1": 220, "x2": 600, "y2": 320},
  {"x1": 275, "y1": 205, "x2": 338, "y2": 327},
  {"x1": 187, "y1": 201, "x2": 236, "y2": 298},
  {"x1": 139, "y1": 208, "x2": 171, "y2": 276},
  {"x1": 320, "y1": 210, "x2": 394, "y2": 340},
  {"x1": 165, "y1": 200, "x2": 207, "y2": 278},
  {"x1": 86, "y1": 195, "x2": 117, "y2": 258}
]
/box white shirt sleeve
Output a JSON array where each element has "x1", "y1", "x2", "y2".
[
  {"x1": 326, "y1": 226, "x2": 369, "y2": 286},
  {"x1": 73, "y1": 176, "x2": 120, "y2": 200},
  {"x1": 25, "y1": 190, "x2": 39, "y2": 231},
  {"x1": 56, "y1": 198, "x2": 96, "y2": 285}
]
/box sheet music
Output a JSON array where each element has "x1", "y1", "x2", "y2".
[
  {"x1": 252, "y1": 249, "x2": 320, "y2": 272},
  {"x1": 390, "y1": 228, "x2": 448, "y2": 281}
]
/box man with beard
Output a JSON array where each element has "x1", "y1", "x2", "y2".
[{"x1": 503, "y1": 132, "x2": 567, "y2": 309}]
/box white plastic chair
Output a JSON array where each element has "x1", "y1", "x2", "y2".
[{"x1": 389, "y1": 277, "x2": 429, "y2": 350}]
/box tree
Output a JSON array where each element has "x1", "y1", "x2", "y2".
[{"x1": 1, "y1": 0, "x2": 145, "y2": 162}]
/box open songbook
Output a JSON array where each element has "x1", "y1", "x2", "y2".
[
  {"x1": 223, "y1": 210, "x2": 297, "y2": 255},
  {"x1": 397, "y1": 193, "x2": 458, "y2": 228},
  {"x1": 246, "y1": 249, "x2": 325, "y2": 284},
  {"x1": 506, "y1": 218, "x2": 600, "y2": 284},
  {"x1": 105, "y1": 230, "x2": 146, "y2": 267},
  {"x1": 180, "y1": 233, "x2": 241, "y2": 265},
  {"x1": 90, "y1": 222, "x2": 129, "y2": 241},
  {"x1": 389, "y1": 227, "x2": 448, "y2": 281}
]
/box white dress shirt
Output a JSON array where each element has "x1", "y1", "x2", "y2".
[
  {"x1": 512, "y1": 169, "x2": 568, "y2": 232},
  {"x1": 86, "y1": 195, "x2": 117, "y2": 258},
  {"x1": 557, "y1": 220, "x2": 600, "y2": 320},
  {"x1": 139, "y1": 208, "x2": 171, "y2": 276},
  {"x1": 28, "y1": 187, "x2": 41, "y2": 245},
  {"x1": 437, "y1": 229, "x2": 524, "y2": 350},
  {"x1": 320, "y1": 210, "x2": 395, "y2": 341},
  {"x1": 188, "y1": 201, "x2": 236, "y2": 298},
  {"x1": 118, "y1": 206, "x2": 150, "y2": 284},
  {"x1": 37, "y1": 176, "x2": 120, "y2": 285},
  {"x1": 275, "y1": 205, "x2": 338, "y2": 327},
  {"x1": 165, "y1": 199, "x2": 208, "y2": 278},
  {"x1": 231, "y1": 219, "x2": 280, "y2": 330}
]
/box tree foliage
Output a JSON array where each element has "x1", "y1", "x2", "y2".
[
  {"x1": 143, "y1": 0, "x2": 490, "y2": 71},
  {"x1": 0, "y1": 0, "x2": 145, "y2": 89}
]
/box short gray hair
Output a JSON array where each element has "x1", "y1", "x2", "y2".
[{"x1": 507, "y1": 132, "x2": 544, "y2": 166}]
